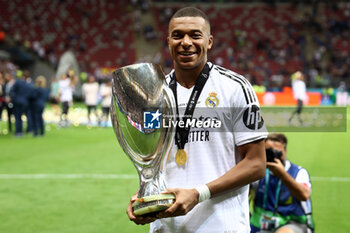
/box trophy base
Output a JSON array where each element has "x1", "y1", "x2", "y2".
[{"x1": 132, "y1": 193, "x2": 175, "y2": 216}]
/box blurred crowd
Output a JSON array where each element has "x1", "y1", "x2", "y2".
[
  {"x1": 0, "y1": 60, "x2": 49, "y2": 137},
  {"x1": 1, "y1": 1, "x2": 349, "y2": 91},
  {"x1": 0, "y1": 0, "x2": 135, "y2": 72},
  {"x1": 146, "y1": 1, "x2": 350, "y2": 90},
  {"x1": 0, "y1": 59, "x2": 113, "y2": 137}
]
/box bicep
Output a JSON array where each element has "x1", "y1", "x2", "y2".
[
  {"x1": 237, "y1": 139, "x2": 266, "y2": 178},
  {"x1": 238, "y1": 139, "x2": 266, "y2": 161}
]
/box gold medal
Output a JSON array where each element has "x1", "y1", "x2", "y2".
[{"x1": 175, "y1": 149, "x2": 187, "y2": 166}]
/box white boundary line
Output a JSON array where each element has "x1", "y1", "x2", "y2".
[
  {"x1": 311, "y1": 176, "x2": 350, "y2": 182},
  {"x1": 0, "y1": 174, "x2": 349, "y2": 182},
  {"x1": 0, "y1": 174, "x2": 138, "y2": 179}
]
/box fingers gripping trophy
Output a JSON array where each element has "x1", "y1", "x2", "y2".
[{"x1": 110, "y1": 63, "x2": 176, "y2": 216}]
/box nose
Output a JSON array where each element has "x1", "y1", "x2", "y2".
[{"x1": 181, "y1": 34, "x2": 192, "y2": 47}]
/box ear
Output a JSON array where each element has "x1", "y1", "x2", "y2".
[{"x1": 208, "y1": 35, "x2": 213, "y2": 50}]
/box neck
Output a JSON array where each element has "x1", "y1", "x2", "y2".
[{"x1": 174, "y1": 62, "x2": 206, "y2": 89}]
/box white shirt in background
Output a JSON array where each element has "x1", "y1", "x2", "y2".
[
  {"x1": 82, "y1": 82, "x2": 99, "y2": 106},
  {"x1": 59, "y1": 79, "x2": 73, "y2": 102},
  {"x1": 100, "y1": 84, "x2": 112, "y2": 108},
  {"x1": 292, "y1": 79, "x2": 306, "y2": 101}
]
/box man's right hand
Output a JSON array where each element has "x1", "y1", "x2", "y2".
[{"x1": 126, "y1": 194, "x2": 158, "y2": 225}]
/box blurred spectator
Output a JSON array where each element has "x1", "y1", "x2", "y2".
[
  {"x1": 31, "y1": 76, "x2": 49, "y2": 137},
  {"x1": 99, "y1": 79, "x2": 112, "y2": 127},
  {"x1": 10, "y1": 73, "x2": 34, "y2": 137},
  {"x1": 49, "y1": 76, "x2": 60, "y2": 115},
  {"x1": 322, "y1": 85, "x2": 334, "y2": 105},
  {"x1": 289, "y1": 71, "x2": 306, "y2": 125},
  {"x1": 23, "y1": 70, "x2": 34, "y2": 133},
  {"x1": 336, "y1": 81, "x2": 348, "y2": 106},
  {"x1": 0, "y1": 73, "x2": 4, "y2": 121},
  {"x1": 58, "y1": 70, "x2": 78, "y2": 127},
  {"x1": 4, "y1": 72, "x2": 15, "y2": 133},
  {"x1": 82, "y1": 75, "x2": 99, "y2": 124}
]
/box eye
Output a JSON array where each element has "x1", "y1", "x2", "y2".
[
  {"x1": 172, "y1": 32, "x2": 183, "y2": 39},
  {"x1": 191, "y1": 33, "x2": 202, "y2": 39}
]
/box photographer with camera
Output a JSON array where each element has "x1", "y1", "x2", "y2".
[{"x1": 250, "y1": 133, "x2": 315, "y2": 233}]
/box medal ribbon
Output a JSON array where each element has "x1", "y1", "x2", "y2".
[
  {"x1": 168, "y1": 63, "x2": 212, "y2": 150},
  {"x1": 263, "y1": 168, "x2": 282, "y2": 214}
]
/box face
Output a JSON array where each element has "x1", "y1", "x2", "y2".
[
  {"x1": 265, "y1": 139, "x2": 287, "y2": 163},
  {"x1": 296, "y1": 71, "x2": 304, "y2": 81},
  {"x1": 4, "y1": 73, "x2": 12, "y2": 81},
  {"x1": 68, "y1": 69, "x2": 74, "y2": 77},
  {"x1": 168, "y1": 16, "x2": 213, "y2": 70},
  {"x1": 88, "y1": 76, "x2": 95, "y2": 83}
]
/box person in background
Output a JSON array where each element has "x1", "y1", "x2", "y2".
[
  {"x1": 0, "y1": 73, "x2": 4, "y2": 121},
  {"x1": 99, "y1": 79, "x2": 112, "y2": 127},
  {"x1": 58, "y1": 70, "x2": 78, "y2": 127},
  {"x1": 289, "y1": 71, "x2": 306, "y2": 125},
  {"x1": 82, "y1": 75, "x2": 99, "y2": 125},
  {"x1": 23, "y1": 70, "x2": 34, "y2": 133},
  {"x1": 4, "y1": 72, "x2": 15, "y2": 133},
  {"x1": 31, "y1": 75, "x2": 49, "y2": 137},
  {"x1": 49, "y1": 76, "x2": 60, "y2": 116},
  {"x1": 10, "y1": 72, "x2": 34, "y2": 137},
  {"x1": 250, "y1": 133, "x2": 315, "y2": 233}
]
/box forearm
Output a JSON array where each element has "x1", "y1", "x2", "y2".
[
  {"x1": 207, "y1": 139, "x2": 266, "y2": 197},
  {"x1": 279, "y1": 171, "x2": 310, "y2": 201},
  {"x1": 208, "y1": 158, "x2": 265, "y2": 197}
]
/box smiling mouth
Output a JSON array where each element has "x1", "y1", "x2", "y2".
[{"x1": 178, "y1": 51, "x2": 197, "y2": 56}]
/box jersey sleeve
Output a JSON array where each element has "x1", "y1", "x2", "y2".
[
  {"x1": 296, "y1": 168, "x2": 312, "y2": 193},
  {"x1": 231, "y1": 77, "x2": 268, "y2": 146}
]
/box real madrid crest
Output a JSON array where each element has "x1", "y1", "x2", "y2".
[{"x1": 205, "y1": 92, "x2": 219, "y2": 108}]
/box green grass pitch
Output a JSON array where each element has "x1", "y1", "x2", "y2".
[{"x1": 0, "y1": 107, "x2": 349, "y2": 233}]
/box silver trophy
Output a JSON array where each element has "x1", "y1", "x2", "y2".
[{"x1": 111, "y1": 63, "x2": 176, "y2": 216}]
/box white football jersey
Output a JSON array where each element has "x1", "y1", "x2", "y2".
[
  {"x1": 150, "y1": 62, "x2": 268, "y2": 233},
  {"x1": 292, "y1": 79, "x2": 306, "y2": 101},
  {"x1": 59, "y1": 78, "x2": 73, "y2": 102},
  {"x1": 82, "y1": 82, "x2": 99, "y2": 106}
]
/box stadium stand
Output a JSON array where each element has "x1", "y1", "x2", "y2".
[
  {"x1": 0, "y1": 1, "x2": 349, "y2": 89},
  {"x1": 0, "y1": 0, "x2": 136, "y2": 72},
  {"x1": 153, "y1": 2, "x2": 350, "y2": 89}
]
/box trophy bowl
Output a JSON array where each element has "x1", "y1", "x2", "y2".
[{"x1": 110, "y1": 63, "x2": 176, "y2": 216}]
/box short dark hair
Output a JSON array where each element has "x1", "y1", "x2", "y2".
[
  {"x1": 266, "y1": 133, "x2": 288, "y2": 148},
  {"x1": 170, "y1": 7, "x2": 211, "y2": 32}
]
